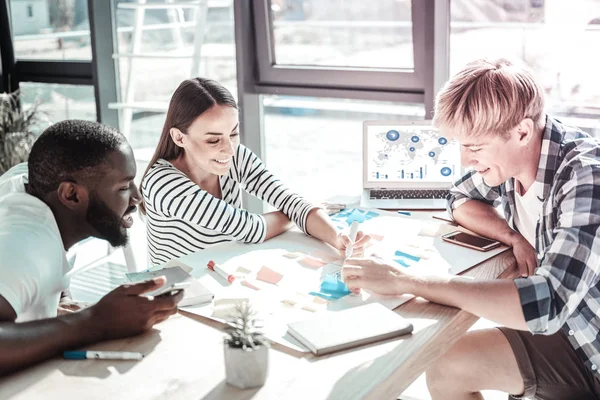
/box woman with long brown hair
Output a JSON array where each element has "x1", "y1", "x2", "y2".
[{"x1": 140, "y1": 78, "x2": 369, "y2": 266}]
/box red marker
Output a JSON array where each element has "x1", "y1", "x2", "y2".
[{"x1": 207, "y1": 260, "x2": 235, "y2": 283}]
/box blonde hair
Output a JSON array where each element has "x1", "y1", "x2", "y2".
[{"x1": 433, "y1": 58, "x2": 545, "y2": 138}]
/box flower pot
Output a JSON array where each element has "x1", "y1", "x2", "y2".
[{"x1": 223, "y1": 343, "x2": 269, "y2": 389}]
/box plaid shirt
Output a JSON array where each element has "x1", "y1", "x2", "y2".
[{"x1": 448, "y1": 116, "x2": 600, "y2": 375}]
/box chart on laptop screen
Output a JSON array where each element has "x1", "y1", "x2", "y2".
[{"x1": 367, "y1": 125, "x2": 460, "y2": 183}]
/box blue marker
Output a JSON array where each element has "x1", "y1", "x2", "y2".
[
  {"x1": 398, "y1": 211, "x2": 411, "y2": 216},
  {"x1": 64, "y1": 350, "x2": 144, "y2": 361}
]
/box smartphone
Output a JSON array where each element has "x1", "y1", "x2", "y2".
[
  {"x1": 149, "y1": 282, "x2": 190, "y2": 297},
  {"x1": 441, "y1": 231, "x2": 501, "y2": 252}
]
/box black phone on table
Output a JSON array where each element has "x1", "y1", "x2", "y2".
[{"x1": 441, "y1": 231, "x2": 501, "y2": 252}]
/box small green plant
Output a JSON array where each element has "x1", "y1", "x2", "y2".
[
  {"x1": 0, "y1": 90, "x2": 48, "y2": 175},
  {"x1": 224, "y1": 302, "x2": 269, "y2": 350}
]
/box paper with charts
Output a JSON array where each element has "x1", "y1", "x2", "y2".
[{"x1": 173, "y1": 208, "x2": 509, "y2": 352}]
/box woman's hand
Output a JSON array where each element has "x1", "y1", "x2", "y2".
[{"x1": 334, "y1": 231, "x2": 371, "y2": 258}]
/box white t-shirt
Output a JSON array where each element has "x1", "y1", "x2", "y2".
[
  {"x1": 513, "y1": 180, "x2": 543, "y2": 248},
  {"x1": 0, "y1": 163, "x2": 72, "y2": 322}
]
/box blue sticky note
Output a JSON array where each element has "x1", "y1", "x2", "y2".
[
  {"x1": 394, "y1": 250, "x2": 420, "y2": 262},
  {"x1": 332, "y1": 208, "x2": 379, "y2": 226},
  {"x1": 345, "y1": 209, "x2": 367, "y2": 224},
  {"x1": 309, "y1": 291, "x2": 347, "y2": 300},
  {"x1": 320, "y1": 275, "x2": 351, "y2": 294},
  {"x1": 394, "y1": 258, "x2": 412, "y2": 268}
]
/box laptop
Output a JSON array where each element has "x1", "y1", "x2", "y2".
[{"x1": 360, "y1": 120, "x2": 461, "y2": 210}]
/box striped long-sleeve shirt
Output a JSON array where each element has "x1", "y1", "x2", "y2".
[{"x1": 141, "y1": 144, "x2": 316, "y2": 266}]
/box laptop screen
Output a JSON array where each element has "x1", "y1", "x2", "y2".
[{"x1": 363, "y1": 121, "x2": 461, "y2": 189}]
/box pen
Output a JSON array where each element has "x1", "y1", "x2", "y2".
[
  {"x1": 63, "y1": 351, "x2": 144, "y2": 361},
  {"x1": 345, "y1": 221, "x2": 360, "y2": 258},
  {"x1": 207, "y1": 260, "x2": 235, "y2": 283},
  {"x1": 397, "y1": 211, "x2": 412, "y2": 216}
]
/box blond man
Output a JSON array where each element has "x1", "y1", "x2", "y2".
[{"x1": 343, "y1": 58, "x2": 600, "y2": 399}]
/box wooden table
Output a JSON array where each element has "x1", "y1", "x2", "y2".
[{"x1": 0, "y1": 224, "x2": 516, "y2": 400}]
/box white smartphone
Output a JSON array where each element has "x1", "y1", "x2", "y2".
[
  {"x1": 441, "y1": 231, "x2": 501, "y2": 252},
  {"x1": 149, "y1": 282, "x2": 190, "y2": 297}
]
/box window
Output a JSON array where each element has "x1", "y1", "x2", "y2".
[
  {"x1": 263, "y1": 95, "x2": 425, "y2": 201},
  {"x1": 450, "y1": 0, "x2": 600, "y2": 136},
  {"x1": 111, "y1": 0, "x2": 237, "y2": 159},
  {"x1": 20, "y1": 82, "x2": 97, "y2": 123},
  {"x1": 9, "y1": 0, "x2": 92, "y2": 60},
  {"x1": 270, "y1": 0, "x2": 414, "y2": 69}
]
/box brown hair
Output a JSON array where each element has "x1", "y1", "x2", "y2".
[
  {"x1": 433, "y1": 58, "x2": 545, "y2": 139},
  {"x1": 139, "y1": 78, "x2": 238, "y2": 215}
]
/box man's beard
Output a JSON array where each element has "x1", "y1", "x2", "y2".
[{"x1": 86, "y1": 194, "x2": 128, "y2": 247}]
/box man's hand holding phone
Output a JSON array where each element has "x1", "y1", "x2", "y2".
[{"x1": 150, "y1": 281, "x2": 191, "y2": 298}]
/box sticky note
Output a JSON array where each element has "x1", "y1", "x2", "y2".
[
  {"x1": 241, "y1": 279, "x2": 260, "y2": 290},
  {"x1": 234, "y1": 266, "x2": 252, "y2": 278},
  {"x1": 365, "y1": 211, "x2": 380, "y2": 218},
  {"x1": 298, "y1": 257, "x2": 328, "y2": 269},
  {"x1": 310, "y1": 250, "x2": 340, "y2": 264},
  {"x1": 282, "y1": 252, "x2": 302, "y2": 259},
  {"x1": 370, "y1": 233, "x2": 384, "y2": 241},
  {"x1": 309, "y1": 291, "x2": 347, "y2": 300},
  {"x1": 394, "y1": 250, "x2": 421, "y2": 262},
  {"x1": 256, "y1": 266, "x2": 283, "y2": 285},
  {"x1": 320, "y1": 275, "x2": 351, "y2": 295},
  {"x1": 394, "y1": 258, "x2": 412, "y2": 268},
  {"x1": 281, "y1": 298, "x2": 297, "y2": 307},
  {"x1": 345, "y1": 210, "x2": 367, "y2": 224}
]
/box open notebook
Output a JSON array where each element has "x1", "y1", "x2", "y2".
[
  {"x1": 287, "y1": 303, "x2": 413, "y2": 355},
  {"x1": 126, "y1": 266, "x2": 214, "y2": 307}
]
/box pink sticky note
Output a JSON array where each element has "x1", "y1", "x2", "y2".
[
  {"x1": 298, "y1": 257, "x2": 328, "y2": 269},
  {"x1": 311, "y1": 250, "x2": 340, "y2": 264},
  {"x1": 256, "y1": 266, "x2": 283, "y2": 285},
  {"x1": 241, "y1": 279, "x2": 261, "y2": 290},
  {"x1": 370, "y1": 234, "x2": 384, "y2": 242}
]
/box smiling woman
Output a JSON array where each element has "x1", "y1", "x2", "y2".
[{"x1": 140, "y1": 78, "x2": 370, "y2": 267}]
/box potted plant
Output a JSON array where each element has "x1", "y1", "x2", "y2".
[
  {"x1": 0, "y1": 90, "x2": 47, "y2": 175},
  {"x1": 223, "y1": 302, "x2": 270, "y2": 389}
]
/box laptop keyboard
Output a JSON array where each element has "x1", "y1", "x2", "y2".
[{"x1": 370, "y1": 189, "x2": 449, "y2": 200}]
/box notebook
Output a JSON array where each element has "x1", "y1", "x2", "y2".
[
  {"x1": 126, "y1": 266, "x2": 214, "y2": 307},
  {"x1": 287, "y1": 303, "x2": 413, "y2": 355}
]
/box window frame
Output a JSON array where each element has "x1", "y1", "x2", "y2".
[
  {"x1": 0, "y1": 0, "x2": 119, "y2": 127},
  {"x1": 252, "y1": 0, "x2": 430, "y2": 94}
]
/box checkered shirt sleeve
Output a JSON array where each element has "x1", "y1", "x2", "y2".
[
  {"x1": 514, "y1": 165, "x2": 600, "y2": 335},
  {"x1": 447, "y1": 169, "x2": 503, "y2": 216}
]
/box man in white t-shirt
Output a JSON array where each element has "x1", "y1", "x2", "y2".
[
  {"x1": 0, "y1": 120, "x2": 183, "y2": 376},
  {"x1": 343, "y1": 58, "x2": 600, "y2": 399}
]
